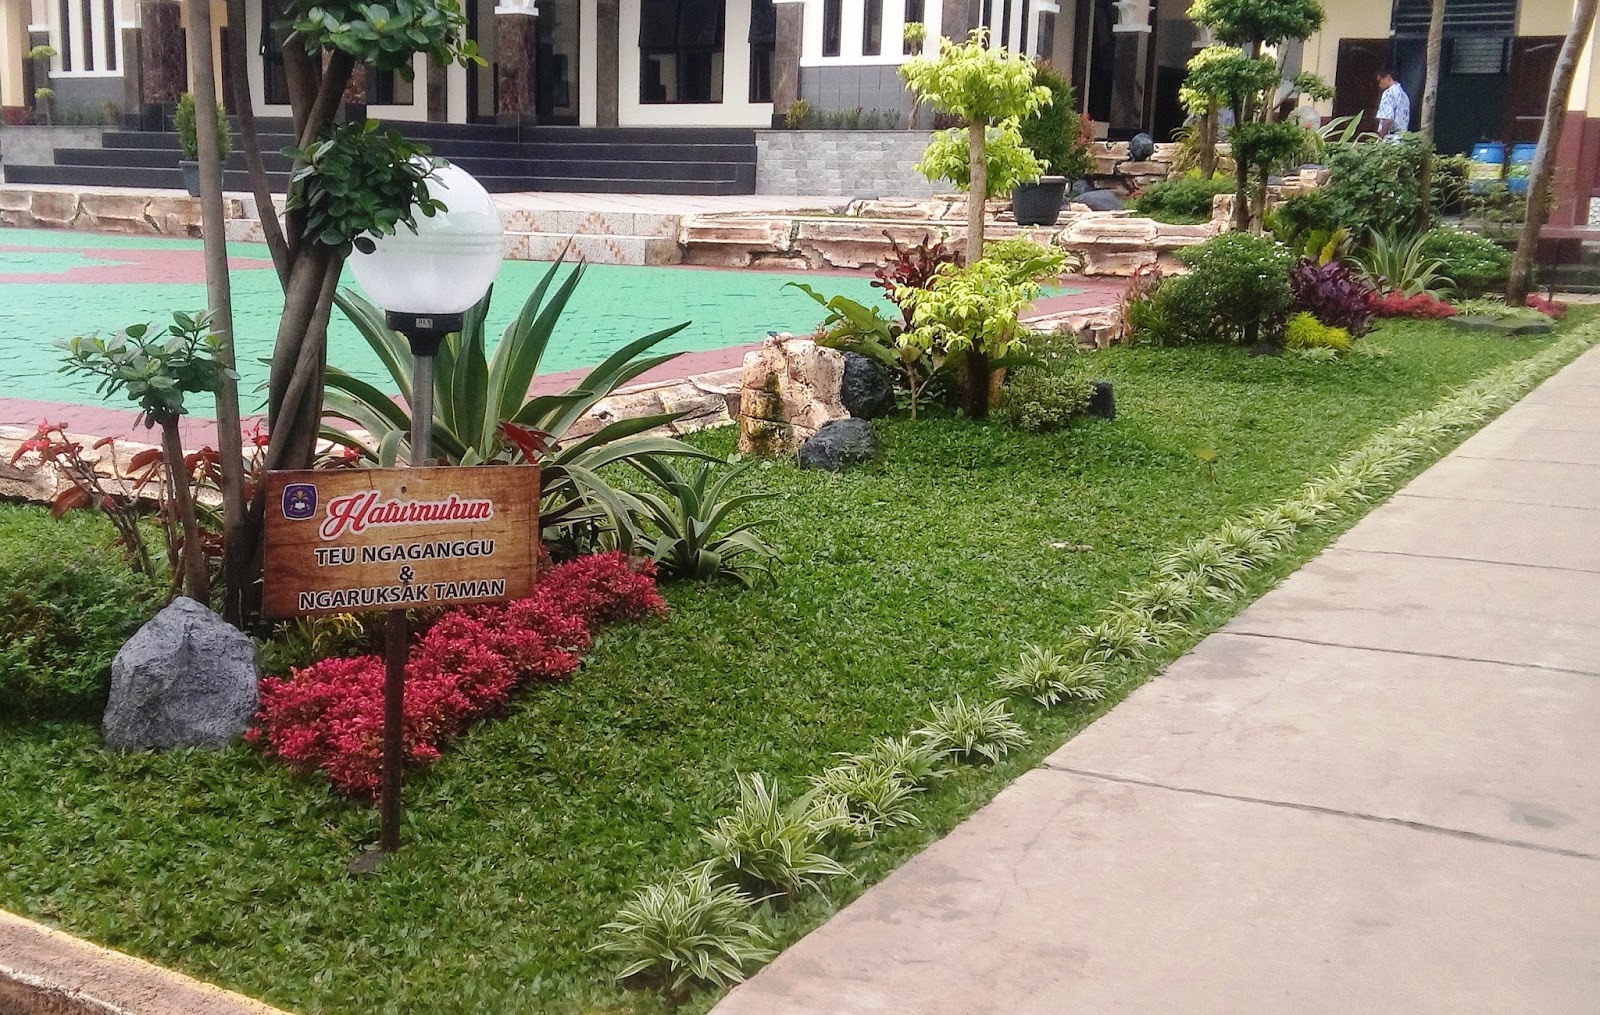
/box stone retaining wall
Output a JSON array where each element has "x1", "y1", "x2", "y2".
[
  {"x1": 756, "y1": 130, "x2": 940, "y2": 198},
  {"x1": 0, "y1": 187, "x2": 245, "y2": 237}
]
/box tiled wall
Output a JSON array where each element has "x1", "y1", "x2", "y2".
[{"x1": 755, "y1": 129, "x2": 940, "y2": 197}]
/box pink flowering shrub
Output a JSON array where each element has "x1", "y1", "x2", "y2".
[{"x1": 250, "y1": 552, "x2": 667, "y2": 795}]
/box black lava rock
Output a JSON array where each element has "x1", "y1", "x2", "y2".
[
  {"x1": 841, "y1": 351, "x2": 897, "y2": 419},
  {"x1": 1129, "y1": 132, "x2": 1156, "y2": 161},
  {"x1": 1070, "y1": 178, "x2": 1092, "y2": 197},
  {"x1": 798, "y1": 418, "x2": 882, "y2": 472},
  {"x1": 1086, "y1": 380, "x2": 1116, "y2": 420},
  {"x1": 1076, "y1": 189, "x2": 1126, "y2": 212}
]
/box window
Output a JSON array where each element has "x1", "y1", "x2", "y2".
[
  {"x1": 821, "y1": 0, "x2": 841, "y2": 57},
  {"x1": 749, "y1": 0, "x2": 775, "y2": 102},
  {"x1": 903, "y1": 0, "x2": 924, "y2": 55},
  {"x1": 1448, "y1": 35, "x2": 1509, "y2": 76},
  {"x1": 640, "y1": 0, "x2": 726, "y2": 103},
  {"x1": 863, "y1": 0, "x2": 882, "y2": 56}
]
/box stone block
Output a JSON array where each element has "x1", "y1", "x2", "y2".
[
  {"x1": 737, "y1": 334, "x2": 848, "y2": 456},
  {"x1": 794, "y1": 217, "x2": 944, "y2": 269},
  {"x1": 28, "y1": 190, "x2": 80, "y2": 227},
  {"x1": 1081, "y1": 248, "x2": 1159, "y2": 276},
  {"x1": 145, "y1": 195, "x2": 204, "y2": 237},
  {"x1": 1060, "y1": 216, "x2": 1159, "y2": 246},
  {"x1": 77, "y1": 193, "x2": 152, "y2": 233},
  {"x1": 679, "y1": 217, "x2": 794, "y2": 267},
  {"x1": 1116, "y1": 160, "x2": 1168, "y2": 177}
]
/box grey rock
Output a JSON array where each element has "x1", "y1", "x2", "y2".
[
  {"x1": 1070, "y1": 179, "x2": 1092, "y2": 197},
  {"x1": 798, "y1": 418, "x2": 883, "y2": 471},
  {"x1": 1077, "y1": 189, "x2": 1126, "y2": 212},
  {"x1": 1449, "y1": 315, "x2": 1555, "y2": 337},
  {"x1": 841, "y1": 351, "x2": 898, "y2": 419},
  {"x1": 103, "y1": 597, "x2": 261, "y2": 751},
  {"x1": 1087, "y1": 380, "x2": 1117, "y2": 420},
  {"x1": 1129, "y1": 132, "x2": 1156, "y2": 161}
]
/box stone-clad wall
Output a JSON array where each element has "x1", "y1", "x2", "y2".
[{"x1": 755, "y1": 130, "x2": 940, "y2": 198}]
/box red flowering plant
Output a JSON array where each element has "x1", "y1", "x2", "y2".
[
  {"x1": 1369, "y1": 290, "x2": 1458, "y2": 319},
  {"x1": 1526, "y1": 293, "x2": 1568, "y2": 319},
  {"x1": 250, "y1": 552, "x2": 667, "y2": 795}
]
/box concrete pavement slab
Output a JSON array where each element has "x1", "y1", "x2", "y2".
[
  {"x1": 714, "y1": 771, "x2": 1600, "y2": 1015},
  {"x1": 1338, "y1": 496, "x2": 1600, "y2": 571},
  {"x1": 1395, "y1": 455, "x2": 1600, "y2": 509},
  {"x1": 1486, "y1": 400, "x2": 1600, "y2": 432},
  {"x1": 1453, "y1": 422, "x2": 1600, "y2": 465},
  {"x1": 1225, "y1": 548, "x2": 1600, "y2": 675},
  {"x1": 1046, "y1": 633, "x2": 1600, "y2": 854}
]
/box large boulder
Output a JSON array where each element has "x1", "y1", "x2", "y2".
[
  {"x1": 103, "y1": 597, "x2": 260, "y2": 751},
  {"x1": 737, "y1": 334, "x2": 849, "y2": 457},
  {"x1": 841, "y1": 352, "x2": 897, "y2": 419},
  {"x1": 798, "y1": 418, "x2": 882, "y2": 472},
  {"x1": 1075, "y1": 189, "x2": 1126, "y2": 212}
]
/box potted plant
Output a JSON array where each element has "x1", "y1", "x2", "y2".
[
  {"x1": 1014, "y1": 64, "x2": 1093, "y2": 227},
  {"x1": 174, "y1": 92, "x2": 232, "y2": 197}
]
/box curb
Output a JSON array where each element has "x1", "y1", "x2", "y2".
[{"x1": 0, "y1": 909, "x2": 292, "y2": 1015}]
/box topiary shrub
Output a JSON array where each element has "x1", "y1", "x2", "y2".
[
  {"x1": 1142, "y1": 232, "x2": 1295, "y2": 346},
  {"x1": 1130, "y1": 174, "x2": 1235, "y2": 223},
  {"x1": 1016, "y1": 63, "x2": 1094, "y2": 181},
  {"x1": 0, "y1": 504, "x2": 164, "y2": 721},
  {"x1": 997, "y1": 366, "x2": 1097, "y2": 433},
  {"x1": 1418, "y1": 227, "x2": 1511, "y2": 299}
]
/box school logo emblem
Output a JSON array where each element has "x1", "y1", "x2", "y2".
[{"x1": 282, "y1": 483, "x2": 318, "y2": 521}]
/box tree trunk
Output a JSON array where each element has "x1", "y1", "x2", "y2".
[
  {"x1": 1200, "y1": 98, "x2": 1218, "y2": 178},
  {"x1": 1420, "y1": 0, "x2": 1445, "y2": 138},
  {"x1": 965, "y1": 117, "x2": 987, "y2": 266},
  {"x1": 1232, "y1": 103, "x2": 1251, "y2": 232},
  {"x1": 183, "y1": 0, "x2": 248, "y2": 625},
  {"x1": 1509, "y1": 0, "x2": 1600, "y2": 303},
  {"x1": 961, "y1": 348, "x2": 991, "y2": 418},
  {"x1": 160, "y1": 419, "x2": 209, "y2": 602}
]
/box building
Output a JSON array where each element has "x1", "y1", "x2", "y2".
[{"x1": 0, "y1": 0, "x2": 1597, "y2": 220}]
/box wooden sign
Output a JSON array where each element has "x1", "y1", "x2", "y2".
[{"x1": 262, "y1": 466, "x2": 539, "y2": 619}]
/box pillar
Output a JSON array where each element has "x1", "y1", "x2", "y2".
[
  {"x1": 1551, "y1": 16, "x2": 1600, "y2": 229},
  {"x1": 0, "y1": 0, "x2": 25, "y2": 125},
  {"x1": 496, "y1": 8, "x2": 538, "y2": 124},
  {"x1": 138, "y1": 0, "x2": 187, "y2": 126},
  {"x1": 771, "y1": 0, "x2": 802, "y2": 128},
  {"x1": 596, "y1": 0, "x2": 618, "y2": 126}
]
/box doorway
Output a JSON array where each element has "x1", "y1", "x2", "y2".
[{"x1": 537, "y1": 0, "x2": 581, "y2": 123}]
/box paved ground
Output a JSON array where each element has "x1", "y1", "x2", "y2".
[{"x1": 714, "y1": 347, "x2": 1600, "y2": 1015}]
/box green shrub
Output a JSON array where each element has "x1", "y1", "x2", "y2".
[
  {"x1": 1322, "y1": 136, "x2": 1431, "y2": 238},
  {"x1": 700, "y1": 774, "x2": 850, "y2": 897},
  {"x1": 1143, "y1": 232, "x2": 1295, "y2": 346},
  {"x1": 1269, "y1": 188, "x2": 1340, "y2": 242},
  {"x1": 1017, "y1": 63, "x2": 1094, "y2": 181},
  {"x1": 595, "y1": 867, "x2": 773, "y2": 998},
  {"x1": 1418, "y1": 228, "x2": 1511, "y2": 298},
  {"x1": 913, "y1": 696, "x2": 1030, "y2": 763},
  {"x1": 1130, "y1": 174, "x2": 1234, "y2": 223},
  {"x1": 997, "y1": 365, "x2": 1096, "y2": 432},
  {"x1": 0, "y1": 504, "x2": 163, "y2": 720},
  {"x1": 1285, "y1": 311, "x2": 1353, "y2": 352}
]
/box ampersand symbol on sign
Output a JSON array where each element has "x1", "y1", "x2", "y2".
[{"x1": 398, "y1": 565, "x2": 415, "y2": 583}]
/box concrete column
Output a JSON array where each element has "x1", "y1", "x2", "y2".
[
  {"x1": 596, "y1": 0, "x2": 618, "y2": 126},
  {"x1": 771, "y1": 0, "x2": 802, "y2": 127},
  {"x1": 496, "y1": 11, "x2": 538, "y2": 124},
  {"x1": 138, "y1": 0, "x2": 186, "y2": 124},
  {"x1": 0, "y1": 0, "x2": 26, "y2": 124}
]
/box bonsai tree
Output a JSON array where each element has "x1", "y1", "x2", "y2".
[
  {"x1": 175, "y1": 92, "x2": 233, "y2": 162},
  {"x1": 1188, "y1": 0, "x2": 1327, "y2": 231},
  {"x1": 1017, "y1": 64, "x2": 1094, "y2": 183},
  {"x1": 901, "y1": 29, "x2": 1051, "y2": 265}
]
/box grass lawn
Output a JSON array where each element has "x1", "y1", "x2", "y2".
[{"x1": 0, "y1": 314, "x2": 1585, "y2": 1014}]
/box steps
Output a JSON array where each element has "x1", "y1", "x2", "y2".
[{"x1": 1, "y1": 119, "x2": 758, "y2": 196}]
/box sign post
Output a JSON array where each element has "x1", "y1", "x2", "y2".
[{"x1": 263, "y1": 461, "x2": 537, "y2": 865}]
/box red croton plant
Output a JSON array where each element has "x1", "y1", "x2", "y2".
[{"x1": 249, "y1": 552, "x2": 668, "y2": 795}]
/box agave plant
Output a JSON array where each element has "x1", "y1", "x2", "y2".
[
  {"x1": 323, "y1": 254, "x2": 710, "y2": 533},
  {"x1": 1353, "y1": 230, "x2": 1455, "y2": 297},
  {"x1": 617, "y1": 457, "x2": 779, "y2": 585}
]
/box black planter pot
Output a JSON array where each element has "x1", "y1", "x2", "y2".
[
  {"x1": 1012, "y1": 176, "x2": 1068, "y2": 227},
  {"x1": 179, "y1": 160, "x2": 201, "y2": 197}
]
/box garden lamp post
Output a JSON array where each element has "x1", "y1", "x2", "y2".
[{"x1": 348, "y1": 162, "x2": 504, "y2": 860}]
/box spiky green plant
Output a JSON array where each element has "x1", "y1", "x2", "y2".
[
  {"x1": 1211, "y1": 521, "x2": 1279, "y2": 567},
  {"x1": 619, "y1": 457, "x2": 779, "y2": 586},
  {"x1": 1071, "y1": 610, "x2": 1161, "y2": 664},
  {"x1": 595, "y1": 867, "x2": 774, "y2": 999},
  {"x1": 914, "y1": 696, "x2": 1030, "y2": 764},
  {"x1": 809, "y1": 761, "x2": 922, "y2": 839},
  {"x1": 701, "y1": 774, "x2": 851, "y2": 897},
  {"x1": 1158, "y1": 538, "x2": 1252, "y2": 598},
  {"x1": 1122, "y1": 577, "x2": 1203, "y2": 622},
  {"x1": 992, "y1": 645, "x2": 1112, "y2": 708},
  {"x1": 850, "y1": 735, "x2": 953, "y2": 786},
  {"x1": 1353, "y1": 230, "x2": 1454, "y2": 297}
]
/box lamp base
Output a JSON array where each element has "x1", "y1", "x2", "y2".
[{"x1": 385, "y1": 310, "x2": 465, "y2": 356}]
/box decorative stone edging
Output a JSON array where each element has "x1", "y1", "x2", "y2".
[{"x1": 0, "y1": 908, "x2": 293, "y2": 1015}]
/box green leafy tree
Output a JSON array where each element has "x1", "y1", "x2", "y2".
[
  {"x1": 227, "y1": 0, "x2": 482, "y2": 615},
  {"x1": 901, "y1": 29, "x2": 1050, "y2": 265},
  {"x1": 1188, "y1": 0, "x2": 1327, "y2": 231},
  {"x1": 59, "y1": 313, "x2": 237, "y2": 601}
]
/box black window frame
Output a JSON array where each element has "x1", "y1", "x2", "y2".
[
  {"x1": 639, "y1": 0, "x2": 728, "y2": 104},
  {"x1": 821, "y1": 0, "x2": 842, "y2": 57}
]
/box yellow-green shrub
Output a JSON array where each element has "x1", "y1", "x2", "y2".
[{"x1": 1285, "y1": 311, "x2": 1353, "y2": 352}]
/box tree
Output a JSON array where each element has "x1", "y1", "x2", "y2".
[
  {"x1": 1509, "y1": 0, "x2": 1600, "y2": 302},
  {"x1": 1416, "y1": 0, "x2": 1446, "y2": 233},
  {"x1": 901, "y1": 29, "x2": 1050, "y2": 267},
  {"x1": 1189, "y1": 0, "x2": 1327, "y2": 232},
  {"x1": 182, "y1": 0, "x2": 249, "y2": 623},
  {"x1": 228, "y1": 0, "x2": 480, "y2": 612}
]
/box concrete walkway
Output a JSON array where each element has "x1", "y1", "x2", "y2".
[{"x1": 715, "y1": 347, "x2": 1600, "y2": 1015}]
